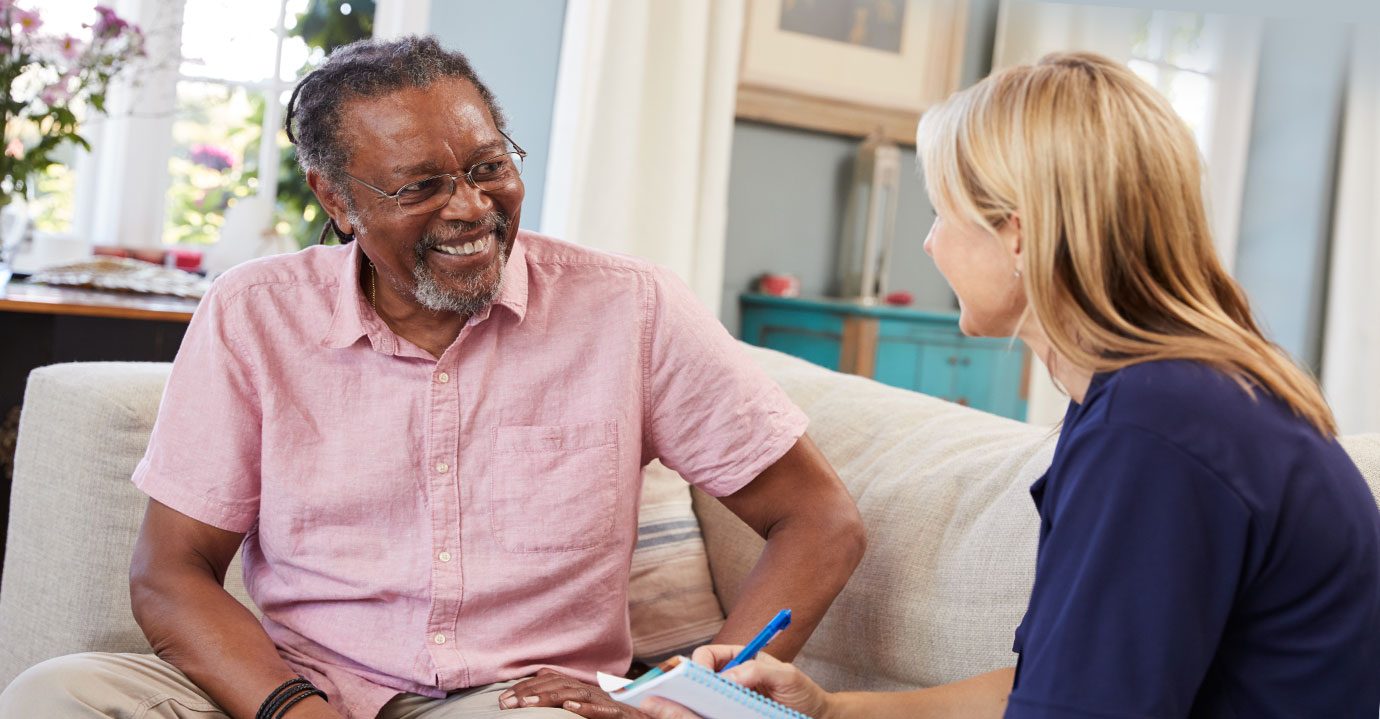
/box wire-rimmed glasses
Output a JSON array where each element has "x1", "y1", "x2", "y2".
[{"x1": 344, "y1": 131, "x2": 526, "y2": 215}]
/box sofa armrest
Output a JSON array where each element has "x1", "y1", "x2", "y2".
[{"x1": 0, "y1": 362, "x2": 256, "y2": 689}]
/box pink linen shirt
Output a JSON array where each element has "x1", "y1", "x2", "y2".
[{"x1": 131, "y1": 231, "x2": 808, "y2": 719}]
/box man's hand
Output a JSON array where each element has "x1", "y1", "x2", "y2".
[{"x1": 499, "y1": 669, "x2": 655, "y2": 718}]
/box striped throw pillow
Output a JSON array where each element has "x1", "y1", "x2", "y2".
[{"x1": 629, "y1": 461, "x2": 727, "y2": 663}]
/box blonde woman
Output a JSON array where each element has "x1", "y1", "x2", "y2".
[{"x1": 629, "y1": 53, "x2": 1380, "y2": 719}]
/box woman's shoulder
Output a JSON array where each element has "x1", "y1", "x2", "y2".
[
  {"x1": 1088, "y1": 359, "x2": 1283, "y2": 437},
  {"x1": 1071, "y1": 359, "x2": 1360, "y2": 507}
]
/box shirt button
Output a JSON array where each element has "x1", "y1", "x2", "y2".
[
  {"x1": 438, "y1": 551, "x2": 451, "y2": 562},
  {"x1": 436, "y1": 372, "x2": 449, "y2": 383},
  {"x1": 435, "y1": 462, "x2": 449, "y2": 474},
  {"x1": 434, "y1": 633, "x2": 446, "y2": 645}
]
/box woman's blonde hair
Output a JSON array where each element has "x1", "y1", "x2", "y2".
[{"x1": 916, "y1": 52, "x2": 1337, "y2": 436}]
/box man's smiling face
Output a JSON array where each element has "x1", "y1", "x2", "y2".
[{"x1": 335, "y1": 76, "x2": 524, "y2": 316}]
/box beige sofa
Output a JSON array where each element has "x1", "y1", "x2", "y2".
[{"x1": 2, "y1": 346, "x2": 1379, "y2": 699}]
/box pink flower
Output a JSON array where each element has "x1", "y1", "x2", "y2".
[
  {"x1": 41, "y1": 81, "x2": 72, "y2": 107},
  {"x1": 5, "y1": 138, "x2": 25, "y2": 160},
  {"x1": 189, "y1": 144, "x2": 236, "y2": 172},
  {"x1": 12, "y1": 7, "x2": 42, "y2": 34},
  {"x1": 91, "y1": 4, "x2": 128, "y2": 39},
  {"x1": 58, "y1": 34, "x2": 83, "y2": 60}
]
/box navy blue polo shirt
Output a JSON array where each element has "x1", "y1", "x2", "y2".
[{"x1": 1007, "y1": 360, "x2": 1380, "y2": 718}]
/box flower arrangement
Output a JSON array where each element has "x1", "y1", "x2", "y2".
[{"x1": 0, "y1": 2, "x2": 144, "y2": 209}]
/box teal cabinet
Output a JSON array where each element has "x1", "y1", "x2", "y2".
[
  {"x1": 740, "y1": 294, "x2": 1028, "y2": 421},
  {"x1": 740, "y1": 304, "x2": 843, "y2": 371}
]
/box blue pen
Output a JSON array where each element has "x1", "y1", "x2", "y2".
[{"x1": 721, "y1": 608, "x2": 792, "y2": 672}]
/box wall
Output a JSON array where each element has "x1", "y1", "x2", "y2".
[
  {"x1": 428, "y1": 1, "x2": 566, "y2": 230},
  {"x1": 1232, "y1": 20, "x2": 1351, "y2": 370},
  {"x1": 719, "y1": 0, "x2": 1001, "y2": 334}
]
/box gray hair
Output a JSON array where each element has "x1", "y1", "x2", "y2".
[{"x1": 285, "y1": 35, "x2": 507, "y2": 201}]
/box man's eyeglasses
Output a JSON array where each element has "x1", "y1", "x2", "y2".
[{"x1": 344, "y1": 130, "x2": 527, "y2": 216}]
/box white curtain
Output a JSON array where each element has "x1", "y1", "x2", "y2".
[
  {"x1": 72, "y1": 0, "x2": 184, "y2": 249},
  {"x1": 1321, "y1": 26, "x2": 1380, "y2": 436},
  {"x1": 540, "y1": 0, "x2": 745, "y2": 313}
]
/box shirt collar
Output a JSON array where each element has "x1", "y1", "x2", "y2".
[
  {"x1": 319, "y1": 232, "x2": 530, "y2": 351},
  {"x1": 489, "y1": 229, "x2": 530, "y2": 324},
  {"x1": 320, "y1": 241, "x2": 376, "y2": 350}
]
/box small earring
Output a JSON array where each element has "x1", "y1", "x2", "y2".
[{"x1": 1013, "y1": 268, "x2": 1022, "y2": 278}]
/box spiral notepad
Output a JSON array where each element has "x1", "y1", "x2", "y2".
[{"x1": 604, "y1": 656, "x2": 812, "y2": 719}]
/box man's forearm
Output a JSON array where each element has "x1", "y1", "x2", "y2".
[
  {"x1": 711, "y1": 512, "x2": 865, "y2": 661},
  {"x1": 131, "y1": 567, "x2": 336, "y2": 719}
]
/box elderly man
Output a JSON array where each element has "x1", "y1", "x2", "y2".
[{"x1": 0, "y1": 36, "x2": 864, "y2": 719}]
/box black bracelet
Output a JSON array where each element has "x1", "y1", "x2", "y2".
[
  {"x1": 256, "y1": 678, "x2": 312, "y2": 719},
  {"x1": 274, "y1": 687, "x2": 327, "y2": 718},
  {"x1": 264, "y1": 683, "x2": 324, "y2": 719},
  {"x1": 263, "y1": 684, "x2": 316, "y2": 719}
]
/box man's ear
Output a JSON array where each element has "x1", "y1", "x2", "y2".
[{"x1": 306, "y1": 168, "x2": 355, "y2": 236}]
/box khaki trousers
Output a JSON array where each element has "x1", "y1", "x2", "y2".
[{"x1": 0, "y1": 652, "x2": 579, "y2": 719}]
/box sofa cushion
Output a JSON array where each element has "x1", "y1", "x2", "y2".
[
  {"x1": 1340, "y1": 434, "x2": 1380, "y2": 508},
  {"x1": 695, "y1": 345, "x2": 1055, "y2": 691},
  {"x1": 630, "y1": 461, "x2": 725, "y2": 664},
  {"x1": 0, "y1": 363, "x2": 256, "y2": 688}
]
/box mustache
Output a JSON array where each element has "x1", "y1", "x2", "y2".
[{"x1": 418, "y1": 212, "x2": 510, "y2": 250}]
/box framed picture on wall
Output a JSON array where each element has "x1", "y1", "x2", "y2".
[{"x1": 737, "y1": 0, "x2": 968, "y2": 144}]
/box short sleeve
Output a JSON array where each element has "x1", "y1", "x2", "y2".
[
  {"x1": 130, "y1": 281, "x2": 262, "y2": 532},
  {"x1": 1007, "y1": 424, "x2": 1251, "y2": 719},
  {"x1": 642, "y1": 268, "x2": 808, "y2": 497}
]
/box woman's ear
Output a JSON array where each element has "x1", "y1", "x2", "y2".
[{"x1": 1005, "y1": 213, "x2": 1024, "y2": 270}]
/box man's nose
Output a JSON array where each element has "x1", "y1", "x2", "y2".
[{"x1": 437, "y1": 178, "x2": 492, "y2": 221}]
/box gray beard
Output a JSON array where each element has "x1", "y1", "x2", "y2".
[
  {"x1": 347, "y1": 204, "x2": 511, "y2": 316},
  {"x1": 411, "y1": 241, "x2": 508, "y2": 315},
  {"x1": 410, "y1": 210, "x2": 511, "y2": 315}
]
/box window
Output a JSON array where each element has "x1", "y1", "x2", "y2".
[
  {"x1": 994, "y1": 1, "x2": 1262, "y2": 270},
  {"x1": 165, "y1": 0, "x2": 312, "y2": 245},
  {"x1": 1127, "y1": 10, "x2": 1261, "y2": 269},
  {"x1": 1128, "y1": 12, "x2": 1215, "y2": 153},
  {"x1": 31, "y1": 0, "x2": 373, "y2": 250}
]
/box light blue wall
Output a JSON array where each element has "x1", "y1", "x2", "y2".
[
  {"x1": 719, "y1": 0, "x2": 1001, "y2": 334},
  {"x1": 1232, "y1": 20, "x2": 1351, "y2": 371},
  {"x1": 428, "y1": 1, "x2": 566, "y2": 231}
]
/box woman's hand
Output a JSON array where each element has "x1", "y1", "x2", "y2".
[{"x1": 687, "y1": 645, "x2": 833, "y2": 719}]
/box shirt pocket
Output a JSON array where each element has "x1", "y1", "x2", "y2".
[{"x1": 488, "y1": 420, "x2": 619, "y2": 553}]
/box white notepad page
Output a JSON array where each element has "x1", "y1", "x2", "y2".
[{"x1": 602, "y1": 657, "x2": 811, "y2": 719}]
